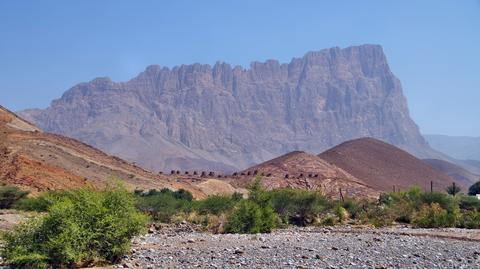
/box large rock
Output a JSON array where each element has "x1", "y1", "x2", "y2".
[{"x1": 20, "y1": 44, "x2": 428, "y2": 172}]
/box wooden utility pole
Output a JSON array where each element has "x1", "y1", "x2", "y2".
[
  {"x1": 430, "y1": 181, "x2": 433, "y2": 193},
  {"x1": 339, "y1": 188, "x2": 344, "y2": 202}
]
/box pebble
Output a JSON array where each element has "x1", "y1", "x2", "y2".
[{"x1": 116, "y1": 225, "x2": 480, "y2": 268}]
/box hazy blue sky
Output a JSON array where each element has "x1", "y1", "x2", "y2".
[{"x1": 1, "y1": 1, "x2": 479, "y2": 136}]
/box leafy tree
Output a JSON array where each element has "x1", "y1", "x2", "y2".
[{"x1": 468, "y1": 181, "x2": 480, "y2": 196}]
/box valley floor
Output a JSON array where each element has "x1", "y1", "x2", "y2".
[{"x1": 111, "y1": 225, "x2": 480, "y2": 269}]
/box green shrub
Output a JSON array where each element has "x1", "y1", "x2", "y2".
[
  {"x1": 135, "y1": 188, "x2": 192, "y2": 222},
  {"x1": 335, "y1": 206, "x2": 349, "y2": 224},
  {"x1": 321, "y1": 215, "x2": 336, "y2": 226},
  {"x1": 378, "y1": 187, "x2": 460, "y2": 225},
  {"x1": 0, "y1": 186, "x2": 28, "y2": 209},
  {"x1": 458, "y1": 195, "x2": 480, "y2": 211},
  {"x1": 173, "y1": 189, "x2": 193, "y2": 201},
  {"x1": 194, "y1": 195, "x2": 238, "y2": 215},
  {"x1": 458, "y1": 211, "x2": 480, "y2": 229},
  {"x1": 413, "y1": 203, "x2": 457, "y2": 228},
  {"x1": 14, "y1": 190, "x2": 72, "y2": 212},
  {"x1": 1, "y1": 188, "x2": 148, "y2": 268},
  {"x1": 421, "y1": 192, "x2": 457, "y2": 213},
  {"x1": 224, "y1": 199, "x2": 277, "y2": 234},
  {"x1": 268, "y1": 189, "x2": 328, "y2": 226},
  {"x1": 224, "y1": 178, "x2": 277, "y2": 234},
  {"x1": 340, "y1": 199, "x2": 362, "y2": 219}
]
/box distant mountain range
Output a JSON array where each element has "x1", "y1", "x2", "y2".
[
  {"x1": 20, "y1": 44, "x2": 435, "y2": 172},
  {"x1": 424, "y1": 134, "x2": 480, "y2": 162}
]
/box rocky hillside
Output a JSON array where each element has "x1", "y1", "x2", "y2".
[
  {"x1": 21, "y1": 44, "x2": 428, "y2": 172},
  {"x1": 227, "y1": 151, "x2": 379, "y2": 198},
  {"x1": 0, "y1": 105, "x2": 222, "y2": 198},
  {"x1": 318, "y1": 138, "x2": 461, "y2": 192}
]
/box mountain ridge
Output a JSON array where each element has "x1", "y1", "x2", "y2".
[{"x1": 20, "y1": 44, "x2": 429, "y2": 172}]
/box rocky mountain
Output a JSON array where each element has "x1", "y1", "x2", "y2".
[
  {"x1": 21, "y1": 44, "x2": 429, "y2": 172},
  {"x1": 228, "y1": 151, "x2": 379, "y2": 198},
  {"x1": 0, "y1": 105, "x2": 226, "y2": 198},
  {"x1": 318, "y1": 138, "x2": 462, "y2": 192}
]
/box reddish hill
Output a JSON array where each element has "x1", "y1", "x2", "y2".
[
  {"x1": 225, "y1": 151, "x2": 379, "y2": 198},
  {"x1": 423, "y1": 159, "x2": 479, "y2": 188},
  {"x1": 318, "y1": 138, "x2": 461, "y2": 192},
  {"x1": 0, "y1": 105, "x2": 234, "y2": 198}
]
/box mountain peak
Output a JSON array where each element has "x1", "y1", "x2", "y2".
[{"x1": 19, "y1": 44, "x2": 427, "y2": 172}]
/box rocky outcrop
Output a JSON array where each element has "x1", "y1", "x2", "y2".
[{"x1": 20, "y1": 44, "x2": 428, "y2": 172}]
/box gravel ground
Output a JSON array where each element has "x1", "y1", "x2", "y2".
[{"x1": 115, "y1": 224, "x2": 480, "y2": 269}]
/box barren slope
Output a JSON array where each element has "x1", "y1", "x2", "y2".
[
  {"x1": 225, "y1": 151, "x2": 379, "y2": 198},
  {"x1": 318, "y1": 138, "x2": 461, "y2": 192},
  {"x1": 0, "y1": 105, "x2": 229, "y2": 198}
]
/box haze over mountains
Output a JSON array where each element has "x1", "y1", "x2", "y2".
[
  {"x1": 20, "y1": 44, "x2": 437, "y2": 172},
  {"x1": 424, "y1": 134, "x2": 480, "y2": 162}
]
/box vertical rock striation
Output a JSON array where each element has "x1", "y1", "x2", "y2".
[{"x1": 20, "y1": 44, "x2": 428, "y2": 171}]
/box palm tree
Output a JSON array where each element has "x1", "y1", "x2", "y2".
[{"x1": 446, "y1": 182, "x2": 461, "y2": 196}]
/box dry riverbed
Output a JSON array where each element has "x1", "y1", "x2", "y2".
[{"x1": 111, "y1": 224, "x2": 480, "y2": 269}]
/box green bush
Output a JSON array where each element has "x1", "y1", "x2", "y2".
[
  {"x1": 172, "y1": 189, "x2": 193, "y2": 201},
  {"x1": 0, "y1": 186, "x2": 28, "y2": 209},
  {"x1": 268, "y1": 189, "x2": 328, "y2": 226},
  {"x1": 458, "y1": 211, "x2": 480, "y2": 229},
  {"x1": 194, "y1": 195, "x2": 239, "y2": 215},
  {"x1": 421, "y1": 192, "x2": 457, "y2": 213},
  {"x1": 458, "y1": 195, "x2": 480, "y2": 211},
  {"x1": 413, "y1": 203, "x2": 457, "y2": 228},
  {"x1": 224, "y1": 178, "x2": 277, "y2": 234},
  {"x1": 14, "y1": 190, "x2": 72, "y2": 212},
  {"x1": 1, "y1": 188, "x2": 148, "y2": 268},
  {"x1": 135, "y1": 188, "x2": 193, "y2": 222},
  {"x1": 224, "y1": 199, "x2": 277, "y2": 234}
]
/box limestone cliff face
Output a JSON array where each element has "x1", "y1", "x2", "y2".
[{"x1": 20, "y1": 44, "x2": 427, "y2": 172}]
